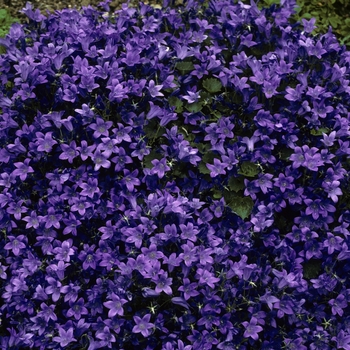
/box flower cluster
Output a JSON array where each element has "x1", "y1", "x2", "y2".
[{"x1": 1, "y1": 0, "x2": 350, "y2": 348}]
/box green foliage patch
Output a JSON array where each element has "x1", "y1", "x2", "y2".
[
  {"x1": 240, "y1": 0, "x2": 350, "y2": 48},
  {"x1": 0, "y1": 8, "x2": 19, "y2": 38}
]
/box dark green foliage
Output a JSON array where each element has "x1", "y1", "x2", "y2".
[
  {"x1": 0, "y1": 8, "x2": 19, "y2": 38},
  {"x1": 239, "y1": 0, "x2": 350, "y2": 48},
  {"x1": 296, "y1": 0, "x2": 350, "y2": 48},
  {"x1": 0, "y1": 8, "x2": 19, "y2": 54}
]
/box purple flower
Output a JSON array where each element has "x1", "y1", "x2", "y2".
[
  {"x1": 35, "y1": 132, "x2": 57, "y2": 152},
  {"x1": 165, "y1": 340, "x2": 192, "y2": 350},
  {"x1": 302, "y1": 17, "x2": 317, "y2": 33},
  {"x1": 162, "y1": 252, "x2": 182, "y2": 272},
  {"x1": 324, "y1": 232, "x2": 343, "y2": 254},
  {"x1": 23, "y1": 211, "x2": 39, "y2": 229},
  {"x1": 103, "y1": 293, "x2": 128, "y2": 317},
  {"x1": 253, "y1": 173, "x2": 273, "y2": 194},
  {"x1": 59, "y1": 141, "x2": 79, "y2": 164},
  {"x1": 38, "y1": 303, "x2": 57, "y2": 322},
  {"x1": 179, "y1": 242, "x2": 198, "y2": 267},
  {"x1": 75, "y1": 103, "x2": 95, "y2": 119},
  {"x1": 0, "y1": 263, "x2": 8, "y2": 280},
  {"x1": 329, "y1": 294, "x2": 348, "y2": 316},
  {"x1": 151, "y1": 158, "x2": 170, "y2": 179},
  {"x1": 63, "y1": 84, "x2": 78, "y2": 103},
  {"x1": 204, "y1": 123, "x2": 220, "y2": 145},
  {"x1": 107, "y1": 79, "x2": 129, "y2": 102},
  {"x1": 273, "y1": 172, "x2": 294, "y2": 193},
  {"x1": 53, "y1": 327, "x2": 77, "y2": 347},
  {"x1": 67, "y1": 297, "x2": 88, "y2": 320},
  {"x1": 92, "y1": 150, "x2": 111, "y2": 171},
  {"x1": 132, "y1": 314, "x2": 154, "y2": 337},
  {"x1": 4, "y1": 235, "x2": 27, "y2": 256},
  {"x1": 260, "y1": 292, "x2": 280, "y2": 310},
  {"x1": 242, "y1": 317, "x2": 263, "y2": 341},
  {"x1": 231, "y1": 75, "x2": 250, "y2": 91},
  {"x1": 46, "y1": 169, "x2": 70, "y2": 192},
  {"x1": 53, "y1": 239, "x2": 75, "y2": 262},
  {"x1": 78, "y1": 244, "x2": 98, "y2": 270},
  {"x1": 303, "y1": 150, "x2": 324, "y2": 172},
  {"x1": 7, "y1": 199, "x2": 27, "y2": 220},
  {"x1": 113, "y1": 123, "x2": 132, "y2": 144},
  {"x1": 217, "y1": 117, "x2": 234, "y2": 140},
  {"x1": 42, "y1": 207, "x2": 62, "y2": 229},
  {"x1": 332, "y1": 330, "x2": 350, "y2": 350},
  {"x1": 70, "y1": 197, "x2": 91, "y2": 216},
  {"x1": 272, "y1": 268, "x2": 300, "y2": 289},
  {"x1": 95, "y1": 326, "x2": 116, "y2": 347},
  {"x1": 263, "y1": 77, "x2": 280, "y2": 99},
  {"x1": 61, "y1": 283, "x2": 80, "y2": 303},
  {"x1": 89, "y1": 117, "x2": 113, "y2": 139},
  {"x1": 285, "y1": 84, "x2": 305, "y2": 101},
  {"x1": 275, "y1": 296, "x2": 295, "y2": 318},
  {"x1": 153, "y1": 271, "x2": 173, "y2": 295},
  {"x1": 206, "y1": 158, "x2": 227, "y2": 178},
  {"x1": 111, "y1": 146, "x2": 133, "y2": 171},
  {"x1": 179, "y1": 222, "x2": 199, "y2": 242},
  {"x1": 0, "y1": 172, "x2": 16, "y2": 188},
  {"x1": 289, "y1": 146, "x2": 306, "y2": 168},
  {"x1": 48, "y1": 260, "x2": 70, "y2": 281},
  {"x1": 304, "y1": 198, "x2": 336, "y2": 220},
  {"x1": 323, "y1": 180, "x2": 343, "y2": 203},
  {"x1": 124, "y1": 225, "x2": 144, "y2": 249},
  {"x1": 45, "y1": 277, "x2": 62, "y2": 302},
  {"x1": 148, "y1": 79, "x2": 164, "y2": 98},
  {"x1": 11, "y1": 159, "x2": 34, "y2": 181},
  {"x1": 79, "y1": 177, "x2": 99, "y2": 198},
  {"x1": 178, "y1": 278, "x2": 200, "y2": 300},
  {"x1": 241, "y1": 33, "x2": 257, "y2": 48},
  {"x1": 141, "y1": 244, "x2": 164, "y2": 262},
  {"x1": 196, "y1": 267, "x2": 220, "y2": 289},
  {"x1": 120, "y1": 169, "x2": 140, "y2": 192},
  {"x1": 183, "y1": 90, "x2": 201, "y2": 103}
]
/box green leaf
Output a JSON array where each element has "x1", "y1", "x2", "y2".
[
  {"x1": 329, "y1": 17, "x2": 339, "y2": 29},
  {"x1": 0, "y1": 9, "x2": 7, "y2": 20},
  {"x1": 202, "y1": 78, "x2": 222, "y2": 93},
  {"x1": 228, "y1": 196, "x2": 254, "y2": 220},
  {"x1": 144, "y1": 118, "x2": 165, "y2": 137},
  {"x1": 175, "y1": 61, "x2": 194, "y2": 73},
  {"x1": 185, "y1": 102, "x2": 203, "y2": 113},
  {"x1": 179, "y1": 126, "x2": 195, "y2": 142},
  {"x1": 199, "y1": 90, "x2": 211, "y2": 100},
  {"x1": 168, "y1": 96, "x2": 183, "y2": 113},
  {"x1": 265, "y1": 0, "x2": 279, "y2": 5},
  {"x1": 238, "y1": 161, "x2": 259, "y2": 178},
  {"x1": 211, "y1": 109, "x2": 221, "y2": 119},
  {"x1": 340, "y1": 33, "x2": 350, "y2": 45},
  {"x1": 198, "y1": 162, "x2": 211, "y2": 175},
  {"x1": 199, "y1": 152, "x2": 216, "y2": 175},
  {"x1": 278, "y1": 148, "x2": 293, "y2": 161},
  {"x1": 228, "y1": 176, "x2": 245, "y2": 192},
  {"x1": 143, "y1": 150, "x2": 162, "y2": 168},
  {"x1": 213, "y1": 189, "x2": 223, "y2": 199},
  {"x1": 310, "y1": 127, "x2": 330, "y2": 136},
  {"x1": 302, "y1": 13, "x2": 313, "y2": 19},
  {"x1": 302, "y1": 259, "x2": 322, "y2": 280}
]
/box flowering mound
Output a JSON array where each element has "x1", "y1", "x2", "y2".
[{"x1": 1, "y1": 0, "x2": 350, "y2": 348}]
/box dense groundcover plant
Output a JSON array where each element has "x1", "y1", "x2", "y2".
[{"x1": 2, "y1": 0, "x2": 350, "y2": 348}]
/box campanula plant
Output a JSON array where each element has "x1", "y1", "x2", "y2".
[{"x1": 1, "y1": 0, "x2": 350, "y2": 348}]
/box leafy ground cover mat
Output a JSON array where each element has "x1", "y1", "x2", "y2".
[{"x1": 1, "y1": 0, "x2": 350, "y2": 349}]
